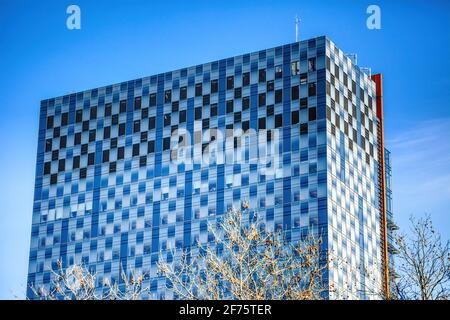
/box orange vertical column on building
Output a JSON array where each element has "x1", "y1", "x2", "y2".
[{"x1": 371, "y1": 73, "x2": 390, "y2": 299}]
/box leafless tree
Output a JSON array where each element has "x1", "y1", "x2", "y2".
[
  {"x1": 159, "y1": 205, "x2": 330, "y2": 300},
  {"x1": 30, "y1": 260, "x2": 149, "y2": 300},
  {"x1": 392, "y1": 215, "x2": 449, "y2": 300}
]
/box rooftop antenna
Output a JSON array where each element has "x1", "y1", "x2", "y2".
[
  {"x1": 295, "y1": 15, "x2": 300, "y2": 42},
  {"x1": 346, "y1": 53, "x2": 358, "y2": 65}
]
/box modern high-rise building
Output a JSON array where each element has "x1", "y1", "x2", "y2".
[{"x1": 27, "y1": 36, "x2": 394, "y2": 299}]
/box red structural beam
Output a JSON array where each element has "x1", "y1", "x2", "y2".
[{"x1": 371, "y1": 73, "x2": 390, "y2": 299}]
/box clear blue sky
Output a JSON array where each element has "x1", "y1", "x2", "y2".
[{"x1": 0, "y1": 0, "x2": 449, "y2": 299}]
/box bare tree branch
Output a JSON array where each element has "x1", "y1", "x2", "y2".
[
  {"x1": 159, "y1": 206, "x2": 330, "y2": 300},
  {"x1": 30, "y1": 260, "x2": 149, "y2": 300},
  {"x1": 392, "y1": 215, "x2": 449, "y2": 300}
]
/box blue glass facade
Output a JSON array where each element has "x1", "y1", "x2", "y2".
[{"x1": 27, "y1": 36, "x2": 388, "y2": 299}]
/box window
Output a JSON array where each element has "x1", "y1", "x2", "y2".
[
  {"x1": 202, "y1": 94, "x2": 210, "y2": 105},
  {"x1": 242, "y1": 97, "x2": 250, "y2": 110},
  {"x1": 180, "y1": 86, "x2": 187, "y2": 100},
  {"x1": 164, "y1": 90, "x2": 172, "y2": 103},
  {"x1": 149, "y1": 93, "x2": 157, "y2": 106},
  {"x1": 133, "y1": 120, "x2": 140, "y2": 133},
  {"x1": 120, "y1": 100, "x2": 127, "y2": 113},
  {"x1": 195, "y1": 83, "x2": 202, "y2": 97},
  {"x1": 79, "y1": 144, "x2": 87, "y2": 155},
  {"x1": 44, "y1": 162, "x2": 51, "y2": 175},
  {"x1": 73, "y1": 156, "x2": 80, "y2": 169},
  {"x1": 112, "y1": 114, "x2": 119, "y2": 125},
  {"x1": 149, "y1": 116, "x2": 156, "y2": 129},
  {"x1": 118, "y1": 123, "x2": 126, "y2": 136},
  {"x1": 267, "y1": 80, "x2": 274, "y2": 92},
  {"x1": 141, "y1": 107, "x2": 149, "y2": 118},
  {"x1": 300, "y1": 98, "x2": 308, "y2": 109},
  {"x1": 258, "y1": 93, "x2": 266, "y2": 107},
  {"x1": 134, "y1": 96, "x2": 141, "y2": 110},
  {"x1": 202, "y1": 118, "x2": 209, "y2": 129},
  {"x1": 75, "y1": 110, "x2": 83, "y2": 123},
  {"x1": 50, "y1": 174, "x2": 57, "y2": 185},
  {"x1": 275, "y1": 65, "x2": 283, "y2": 79},
  {"x1": 242, "y1": 72, "x2": 250, "y2": 87},
  {"x1": 110, "y1": 137, "x2": 117, "y2": 148},
  {"x1": 74, "y1": 133, "x2": 81, "y2": 145},
  {"x1": 308, "y1": 83, "x2": 316, "y2": 96},
  {"x1": 60, "y1": 136, "x2": 67, "y2": 149},
  {"x1": 226, "y1": 100, "x2": 233, "y2": 113},
  {"x1": 103, "y1": 126, "x2": 111, "y2": 139},
  {"x1": 211, "y1": 79, "x2": 218, "y2": 93},
  {"x1": 46, "y1": 116, "x2": 54, "y2": 129},
  {"x1": 275, "y1": 89, "x2": 282, "y2": 104},
  {"x1": 259, "y1": 69, "x2": 266, "y2": 82},
  {"x1": 179, "y1": 110, "x2": 186, "y2": 123},
  {"x1": 308, "y1": 107, "x2": 316, "y2": 121},
  {"x1": 291, "y1": 61, "x2": 300, "y2": 75},
  {"x1": 89, "y1": 130, "x2": 96, "y2": 142},
  {"x1": 164, "y1": 114, "x2": 171, "y2": 127},
  {"x1": 54, "y1": 127, "x2": 60, "y2": 138},
  {"x1": 148, "y1": 141, "x2": 155, "y2": 153},
  {"x1": 82, "y1": 120, "x2": 89, "y2": 132},
  {"x1": 308, "y1": 58, "x2": 316, "y2": 71},
  {"x1": 45, "y1": 139, "x2": 52, "y2": 152},
  {"x1": 139, "y1": 156, "x2": 147, "y2": 167},
  {"x1": 275, "y1": 114, "x2": 283, "y2": 128},
  {"x1": 90, "y1": 106, "x2": 97, "y2": 119},
  {"x1": 103, "y1": 150, "x2": 110, "y2": 162},
  {"x1": 300, "y1": 73, "x2": 307, "y2": 84},
  {"x1": 326, "y1": 82, "x2": 332, "y2": 96},
  {"x1": 141, "y1": 131, "x2": 148, "y2": 142},
  {"x1": 88, "y1": 153, "x2": 95, "y2": 165},
  {"x1": 105, "y1": 103, "x2": 112, "y2": 117},
  {"x1": 292, "y1": 111, "x2": 299, "y2": 124},
  {"x1": 117, "y1": 147, "x2": 124, "y2": 160},
  {"x1": 227, "y1": 76, "x2": 234, "y2": 90},
  {"x1": 291, "y1": 85, "x2": 299, "y2": 100},
  {"x1": 210, "y1": 104, "x2": 217, "y2": 117},
  {"x1": 132, "y1": 144, "x2": 140, "y2": 157},
  {"x1": 234, "y1": 112, "x2": 241, "y2": 123},
  {"x1": 258, "y1": 118, "x2": 266, "y2": 129},
  {"x1": 242, "y1": 120, "x2": 249, "y2": 131},
  {"x1": 195, "y1": 107, "x2": 202, "y2": 120},
  {"x1": 300, "y1": 123, "x2": 308, "y2": 135},
  {"x1": 163, "y1": 137, "x2": 170, "y2": 151},
  {"x1": 61, "y1": 113, "x2": 68, "y2": 126}
]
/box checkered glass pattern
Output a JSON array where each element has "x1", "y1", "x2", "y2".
[{"x1": 27, "y1": 36, "x2": 384, "y2": 299}]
